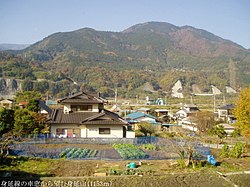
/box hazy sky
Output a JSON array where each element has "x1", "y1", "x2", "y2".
[{"x1": 0, "y1": 0, "x2": 250, "y2": 49}]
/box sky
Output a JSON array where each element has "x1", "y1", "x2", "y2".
[{"x1": 0, "y1": 0, "x2": 250, "y2": 49}]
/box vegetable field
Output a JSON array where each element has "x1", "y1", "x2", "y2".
[
  {"x1": 59, "y1": 148, "x2": 98, "y2": 159},
  {"x1": 112, "y1": 143, "x2": 148, "y2": 159}
]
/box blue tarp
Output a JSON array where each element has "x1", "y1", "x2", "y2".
[{"x1": 207, "y1": 155, "x2": 217, "y2": 166}]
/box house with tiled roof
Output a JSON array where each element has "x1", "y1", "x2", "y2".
[
  {"x1": 217, "y1": 104, "x2": 236, "y2": 124},
  {"x1": 47, "y1": 92, "x2": 134, "y2": 138},
  {"x1": 125, "y1": 112, "x2": 161, "y2": 131},
  {"x1": 0, "y1": 99, "x2": 14, "y2": 109}
]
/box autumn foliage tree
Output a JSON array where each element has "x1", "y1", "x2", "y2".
[{"x1": 234, "y1": 86, "x2": 250, "y2": 139}]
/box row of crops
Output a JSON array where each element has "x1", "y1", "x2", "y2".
[
  {"x1": 59, "y1": 148, "x2": 98, "y2": 159},
  {"x1": 112, "y1": 143, "x2": 148, "y2": 159}
]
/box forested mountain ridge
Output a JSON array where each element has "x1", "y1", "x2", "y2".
[{"x1": 1, "y1": 22, "x2": 250, "y2": 98}]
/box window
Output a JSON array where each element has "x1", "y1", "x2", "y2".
[
  {"x1": 71, "y1": 105, "x2": 93, "y2": 111},
  {"x1": 79, "y1": 105, "x2": 92, "y2": 111},
  {"x1": 56, "y1": 128, "x2": 66, "y2": 135},
  {"x1": 99, "y1": 128, "x2": 110, "y2": 134}
]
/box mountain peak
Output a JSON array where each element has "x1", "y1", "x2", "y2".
[{"x1": 122, "y1": 21, "x2": 179, "y2": 34}]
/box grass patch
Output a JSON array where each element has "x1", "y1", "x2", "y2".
[{"x1": 0, "y1": 156, "x2": 56, "y2": 177}]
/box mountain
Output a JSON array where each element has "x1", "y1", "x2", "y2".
[
  {"x1": 1, "y1": 22, "x2": 250, "y2": 98},
  {"x1": 0, "y1": 43, "x2": 30, "y2": 51}
]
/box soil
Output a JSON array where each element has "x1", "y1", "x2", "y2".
[
  {"x1": 40, "y1": 174, "x2": 236, "y2": 187},
  {"x1": 1, "y1": 157, "x2": 250, "y2": 187}
]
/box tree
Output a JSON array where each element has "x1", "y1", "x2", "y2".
[
  {"x1": 0, "y1": 135, "x2": 14, "y2": 159},
  {"x1": 15, "y1": 91, "x2": 41, "y2": 112},
  {"x1": 13, "y1": 108, "x2": 39, "y2": 136},
  {"x1": 138, "y1": 122, "x2": 155, "y2": 136},
  {"x1": 15, "y1": 91, "x2": 41, "y2": 103},
  {"x1": 209, "y1": 125, "x2": 227, "y2": 143},
  {"x1": 171, "y1": 135, "x2": 202, "y2": 168},
  {"x1": 234, "y1": 86, "x2": 250, "y2": 138},
  {"x1": 0, "y1": 108, "x2": 14, "y2": 136},
  {"x1": 189, "y1": 111, "x2": 216, "y2": 133},
  {"x1": 26, "y1": 99, "x2": 39, "y2": 112}
]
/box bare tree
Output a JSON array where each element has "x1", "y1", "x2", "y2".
[
  {"x1": 171, "y1": 134, "x2": 202, "y2": 167},
  {"x1": 0, "y1": 133, "x2": 14, "y2": 159}
]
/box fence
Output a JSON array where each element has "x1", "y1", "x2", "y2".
[
  {"x1": 16, "y1": 135, "x2": 158, "y2": 145},
  {"x1": 9, "y1": 136, "x2": 211, "y2": 161}
]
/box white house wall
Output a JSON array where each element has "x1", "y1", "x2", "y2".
[
  {"x1": 92, "y1": 104, "x2": 99, "y2": 112},
  {"x1": 86, "y1": 124, "x2": 123, "y2": 138},
  {"x1": 126, "y1": 131, "x2": 135, "y2": 138},
  {"x1": 80, "y1": 125, "x2": 87, "y2": 137},
  {"x1": 51, "y1": 124, "x2": 124, "y2": 138},
  {"x1": 50, "y1": 124, "x2": 79, "y2": 137}
]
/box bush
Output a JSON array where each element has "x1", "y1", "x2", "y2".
[
  {"x1": 135, "y1": 130, "x2": 144, "y2": 137},
  {"x1": 221, "y1": 144, "x2": 230, "y2": 158},
  {"x1": 229, "y1": 143, "x2": 245, "y2": 158},
  {"x1": 220, "y1": 143, "x2": 245, "y2": 158},
  {"x1": 177, "y1": 158, "x2": 186, "y2": 168},
  {"x1": 231, "y1": 129, "x2": 241, "y2": 138}
]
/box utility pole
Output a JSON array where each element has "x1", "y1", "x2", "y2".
[
  {"x1": 114, "y1": 88, "x2": 117, "y2": 104},
  {"x1": 190, "y1": 95, "x2": 193, "y2": 104},
  {"x1": 213, "y1": 94, "x2": 216, "y2": 113}
]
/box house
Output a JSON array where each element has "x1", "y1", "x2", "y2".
[
  {"x1": 19, "y1": 101, "x2": 28, "y2": 109},
  {"x1": 218, "y1": 123, "x2": 235, "y2": 135},
  {"x1": 180, "y1": 119, "x2": 198, "y2": 132},
  {"x1": 182, "y1": 104, "x2": 199, "y2": 113},
  {"x1": 137, "y1": 107, "x2": 151, "y2": 114},
  {"x1": 176, "y1": 109, "x2": 190, "y2": 119},
  {"x1": 110, "y1": 104, "x2": 121, "y2": 113},
  {"x1": 218, "y1": 104, "x2": 236, "y2": 123},
  {"x1": 0, "y1": 99, "x2": 14, "y2": 109},
  {"x1": 155, "y1": 109, "x2": 169, "y2": 117},
  {"x1": 126, "y1": 112, "x2": 161, "y2": 131},
  {"x1": 126, "y1": 112, "x2": 157, "y2": 123},
  {"x1": 47, "y1": 92, "x2": 135, "y2": 138}
]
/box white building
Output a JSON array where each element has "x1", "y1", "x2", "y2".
[{"x1": 48, "y1": 92, "x2": 135, "y2": 138}]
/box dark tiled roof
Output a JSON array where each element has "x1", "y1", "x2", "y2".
[
  {"x1": 83, "y1": 119, "x2": 125, "y2": 125},
  {"x1": 48, "y1": 109, "x2": 126, "y2": 125},
  {"x1": 39, "y1": 100, "x2": 52, "y2": 114},
  {"x1": 49, "y1": 109, "x2": 95, "y2": 124},
  {"x1": 58, "y1": 92, "x2": 106, "y2": 104},
  {"x1": 60, "y1": 99, "x2": 102, "y2": 104}
]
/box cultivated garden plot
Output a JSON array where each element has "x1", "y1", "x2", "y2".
[
  {"x1": 10, "y1": 144, "x2": 100, "y2": 159},
  {"x1": 59, "y1": 148, "x2": 98, "y2": 159},
  {"x1": 112, "y1": 143, "x2": 148, "y2": 159},
  {"x1": 9, "y1": 142, "x2": 210, "y2": 160}
]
